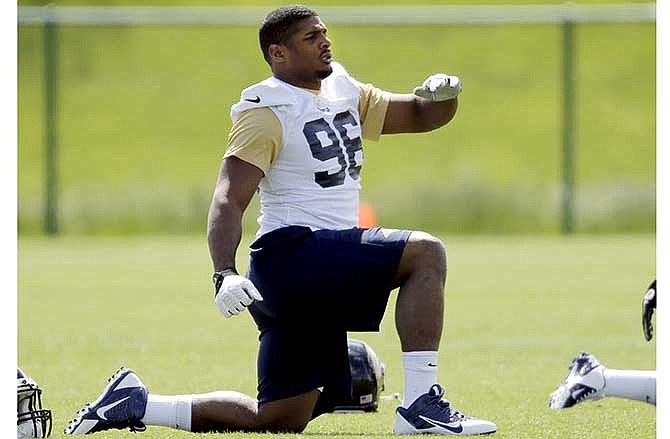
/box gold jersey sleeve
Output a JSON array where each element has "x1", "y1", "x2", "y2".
[
  {"x1": 358, "y1": 82, "x2": 391, "y2": 142},
  {"x1": 224, "y1": 107, "x2": 282, "y2": 175}
]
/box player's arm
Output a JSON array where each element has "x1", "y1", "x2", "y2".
[
  {"x1": 207, "y1": 157, "x2": 265, "y2": 318},
  {"x1": 207, "y1": 156, "x2": 263, "y2": 273},
  {"x1": 207, "y1": 108, "x2": 281, "y2": 318},
  {"x1": 382, "y1": 74, "x2": 461, "y2": 134}
]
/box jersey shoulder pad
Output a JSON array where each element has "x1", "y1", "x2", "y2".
[{"x1": 231, "y1": 78, "x2": 297, "y2": 122}]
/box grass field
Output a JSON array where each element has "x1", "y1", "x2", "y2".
[
  {"x1": 17, "y1": 1, "x2": 655, "y2": 234},
  {"x1": 18, "y1": 234, "x2": 655, "y2": 438}
]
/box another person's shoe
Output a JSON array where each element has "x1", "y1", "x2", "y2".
[
  {"x1": 549, "y1": 351, "x2": 606, "y2": 409},
  {"x1": 65, "y1": 367, "x2": 148, "y2": 435},
  {"x1": 394, "y1": 384, "x2": 496, "y2": 435}
]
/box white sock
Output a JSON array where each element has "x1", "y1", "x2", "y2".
[
  {"x1": 142, "y1": 394, "x2": 193, "y2": 431},
  {"x1": 402, "y1": 351, "x2": 439, "y2": 407},
  {"x1": 604, "y1": 369, "x2": 656, "y2": 405}
]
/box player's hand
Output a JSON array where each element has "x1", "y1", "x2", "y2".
[
  {"x1": 642, "y1": 280, "x2": 656, "y2": 341},
  {"x1": 214, "y1": 273, "x2": 263, "y2": 318},
  {"x1": 413, "y1": 74, "x2": 462, "y2": 101}
]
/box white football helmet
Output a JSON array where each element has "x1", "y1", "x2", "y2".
[{"x1": 17, "y1": 368, "x2": 52, "y2": 438}]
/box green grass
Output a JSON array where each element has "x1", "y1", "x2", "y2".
[
  {"x1": 18, "y1": 234, "x2": 655, "y2": 438},
  {"x1": 17, "y1": 4, "x2": 655, "y2": 235}
]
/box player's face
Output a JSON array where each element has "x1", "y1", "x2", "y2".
[{"x1": 283, "y1": 16, "x2": 333, "y2": 86}]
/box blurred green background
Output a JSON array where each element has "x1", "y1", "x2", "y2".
[
  {"x1": 17, "y1": 0, "x2": 655, "y2": 235},
  {"x1": 17, "y1": 3, "x2": 656, "y2": 438}
]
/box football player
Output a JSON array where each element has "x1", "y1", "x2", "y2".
[
  {"x1": 65, "y1": 5, "x2": 495, "y2": 436},
  {"x1": 549, "y1": 280, "x2": 656, "y2": 409}
]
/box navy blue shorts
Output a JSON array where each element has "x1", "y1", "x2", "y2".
[{"x1": 246, "y1": 225, "x2": 410, "y2": 414}]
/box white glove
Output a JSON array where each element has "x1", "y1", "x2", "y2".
[
  {"x1": 214, "y1": 275, "x2": 263, "y2": 318},
  {"x1": 413, "y1": 74, "x2": 462, "y2": 101}
]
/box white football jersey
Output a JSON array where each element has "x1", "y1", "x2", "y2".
[{"x1": 231, "y1": 62, "x2": 367, "y2": 237}]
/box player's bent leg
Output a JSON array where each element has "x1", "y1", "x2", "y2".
[
  {"x1": 65, "y1": 366, "x2": 320, "y2": 435},
  {"x1": 391, "y1": 234, "x2": 496, "y2": 435},
  {"x1": 191, "y1": 388, "x2": 320, "y2": 433},
  {"x1": 392, "y1": 231, "x2": 446, "y2": 352},
  {"x1": 257, "y1": 389, "x2": 322, "y2": 432}
]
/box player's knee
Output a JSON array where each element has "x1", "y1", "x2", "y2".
[
  {"x1": 395, "y1": 231, "x2": 447, "y2": 288},
  {"x1": 257, "y1": 397, "x2": 314, "y2": 434},
  {"x1": 410, "y1": 232, "x2": 447, "y2": 276}
]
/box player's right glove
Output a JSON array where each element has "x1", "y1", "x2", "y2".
[
  {"x1": 413, "y1": 74, "x2": 462, "y2": 101},
  {"x1": 642, "y1": 279, "x2": 656, "y2": 341},
  {"x1": 213, "y1": 269, "x2": 263, "y2": 318}
]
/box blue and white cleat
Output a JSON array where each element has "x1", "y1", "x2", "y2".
[
  {"x1": 394, "y1": 384, "x2": 496, "y2": 435},
  {"x1": 549, "y1": 352, "x2": 605, "y2": 409},
  {"x1": 65, "y1": 367, "x2": 148, "y2": 435}
]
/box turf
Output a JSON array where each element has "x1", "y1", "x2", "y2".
[
  {"x1": 17, "y1": 2, "x2": 655, "y2": 234},
  {"x1": 18, "y1": 234, "x2": 655, "y2": 438}
]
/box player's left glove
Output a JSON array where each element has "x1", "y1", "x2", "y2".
[
  {"x1": 642, "y1": 279, "x2": 656, "y2": 341},
  {"x1": 413, "y1": 74, "x2": 462, "y2": 101}
]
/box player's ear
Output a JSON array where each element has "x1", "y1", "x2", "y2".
[{"x1": 268, "y1": 44, "x2": 287, "y2": 64}]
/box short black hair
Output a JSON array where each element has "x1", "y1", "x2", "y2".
[{"x1": 259, "y1": 5, "x2": 319, "y2": 64}]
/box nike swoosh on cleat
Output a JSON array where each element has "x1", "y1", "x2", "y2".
[
  {"x1": 96, "y1": 396, "x2": 130, "y2": 421},
  {"x1": 244, "y1": 96, "x2": 261, "y2": 103},
  {"x1": 418, "y1": 415, "x2": 464, "y2": 433}
]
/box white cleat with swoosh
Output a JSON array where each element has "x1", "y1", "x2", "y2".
[
  {"x1": 394, "y1": 384, "x2": 496, "y2": 435},
  {"x1": 549, "y1": 352, "x2": 606, "y2": 409},
  {"x1": 65, "y1": 367, "x2": 148, "y2": 435}
]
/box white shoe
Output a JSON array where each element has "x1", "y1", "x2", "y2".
[
  {"x1": 394, "y1": 384, "x2": 496, "y2": 435},
  {"x1": 549, "y1": 352, "x2": 606, "y2": 409},
  {"x1": 65, "y1": 367, "x2": 148, "y2": 435}
]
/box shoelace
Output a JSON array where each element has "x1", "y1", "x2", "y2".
[
  {"x1": 435, "y1": 399, "x2": 468, "y2": 421},
  {"x1": 570, "y1": 353, "x2": 599, "y2": 376},
  {"x1": 428, "y1": 386, "x2": 469, "y2": 422}
]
